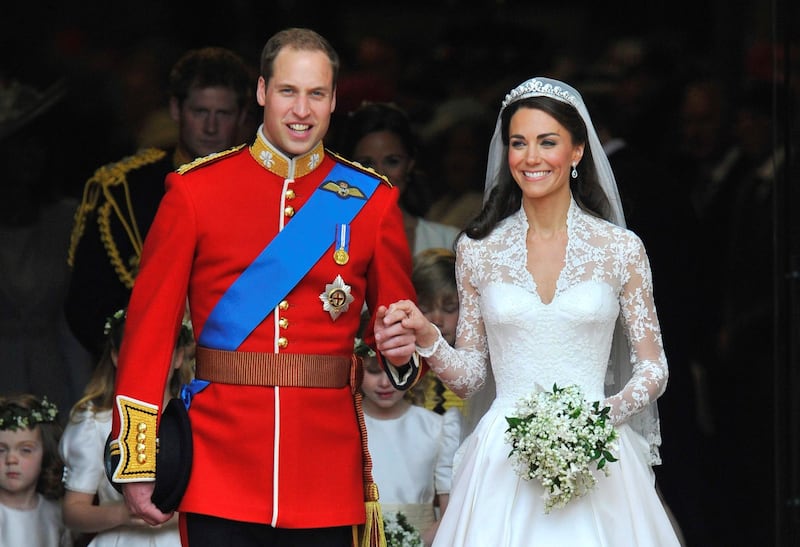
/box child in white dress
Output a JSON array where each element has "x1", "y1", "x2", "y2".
[
  {"x1": 358, "y1": 336, "x2": 461, "y2": 547},
  {"x1": 58, "y1": 309, "x2": 192, "y2": 547},
  {"x1": 0, "y1": 393, "x2": 72, "y2": 547}
]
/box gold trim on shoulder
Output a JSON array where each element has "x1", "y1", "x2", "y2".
[
  {"x1": 112, "y1": 395, "x2": 159, "y2": 482},
  {"x1": 327, "y1": 150, "x2": 392, "y2": 187},
  {"x1": 176, "y1": 144, "x2": 246, "y2": 175},
  {"x1": 249, "y1": 131, "x2": 325, "y2": 179},
  {"x1": 172, "y1": 148, "x2": 192, "y2": 169}
]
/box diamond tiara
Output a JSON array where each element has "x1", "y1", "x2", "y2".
[{"x1": 502, "y1": 79, "x2": 581, "y2": 110}]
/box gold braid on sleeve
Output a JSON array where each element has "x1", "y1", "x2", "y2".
[
  {"x1": 67, "y1": 148, "x2": 167, "y2": 288},
  {"x1": 67, "y1": 169, "x2": 102, "y2": 268},
  {"x1": 111, "y1": 395, "x2": 159, "y2": 482}
]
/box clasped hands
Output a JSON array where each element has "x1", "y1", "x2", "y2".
[{"x1": 374, "y1": 300, "x2": 439, "y2": 363}]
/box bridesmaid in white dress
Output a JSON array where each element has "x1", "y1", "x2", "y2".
[
  {"x1": 375, "y1": 77, "x2": 682, "y2": 546},
  {"x1": 358, "y1": 339, "x2": 461, "y2": 546},
  {"x1": 59, "y1": 310, "x2": 190, "y2": 546}
]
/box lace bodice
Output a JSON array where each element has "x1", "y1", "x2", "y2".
[{"x1": 422, "y1": 200, "x2": 668, "y2": 431}]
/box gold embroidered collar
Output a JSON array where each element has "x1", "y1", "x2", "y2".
[{"x1": 249, "y1": 129, "x2": 325, "y2": 179}]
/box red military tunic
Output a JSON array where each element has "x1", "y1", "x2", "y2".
[{"x1": 110, "y1": 132, "x2": 420, "y2": 528}]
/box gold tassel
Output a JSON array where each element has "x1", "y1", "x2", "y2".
[
  {"x1": 361, "y1": 482, "x2": 386, "y2": 547},
  {"x1": 351, "y1": 359, "x2": 387, "y2": 547}
]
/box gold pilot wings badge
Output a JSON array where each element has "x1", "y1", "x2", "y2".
[{"x1": 321, "y1": 180, "x2": 367, "y2": 199}]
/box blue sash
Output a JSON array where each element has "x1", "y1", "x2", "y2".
[{"x1": 198, "y1": 163, "x2": 380, "y2": 350}]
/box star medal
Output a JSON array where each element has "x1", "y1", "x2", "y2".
[
  {"x1": 333, "y1": 223, "x2": 350, "y2": 265},
  {"x1": 319, "y1": 275, "x2": 355, "y2": 321}
]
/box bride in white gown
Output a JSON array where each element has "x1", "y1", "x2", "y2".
[{"x1": 376, "y1": 77, "x2": 682, "y2": 546}]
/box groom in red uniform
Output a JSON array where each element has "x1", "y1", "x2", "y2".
[{"x1": 106, "y1": 28, "x2": 422, "y2": 546}]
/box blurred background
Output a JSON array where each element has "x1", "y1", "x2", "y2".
[{"x1": 2, "y1": 1, "x2": 798, "y2": 545}]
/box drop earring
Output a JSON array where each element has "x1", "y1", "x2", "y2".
[{"x1": 571, "y1": 163, "x2": 578, "y2": 179}]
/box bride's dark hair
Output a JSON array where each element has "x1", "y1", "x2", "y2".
[{"x1": 465, "y1": 96, "x2": 611, "y2": 240}]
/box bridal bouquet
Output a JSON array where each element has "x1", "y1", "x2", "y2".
[
  {"x1": 505, "y1": 383, "x2": 619, "y2": 513},
  {"x1": 382, "y1": 511, "x2": 423, "y2": 547}
]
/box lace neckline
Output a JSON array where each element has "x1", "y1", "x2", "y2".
[{"x1": 514, "y1": 199, "x2": 579, "y2": 305}]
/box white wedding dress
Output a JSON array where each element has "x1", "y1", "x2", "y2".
[{"x1": 428, "y1": 201, "x2": 681, "y2": 546}]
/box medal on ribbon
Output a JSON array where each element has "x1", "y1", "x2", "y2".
[
  {"x1": 333, "y1": 223, "x2": 350, "y2": 265},
  {"x1": 319, "y1": 275, "x2": 355, "y2": 321}
]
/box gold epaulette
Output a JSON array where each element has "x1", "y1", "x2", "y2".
[
  {"x1": 111, "y1": 395, "x2": 159, "y2": 482},
  {"x1": 176, "y1": 144, "x2": 246, "y2": 175},
  {"x1": 326, "y1": 149, "x2": 393, "y2": 188},
  {"x1": 67, "y1": 148, "x2": 167, "y2": 278}
]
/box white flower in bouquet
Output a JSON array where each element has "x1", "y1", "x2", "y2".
[
  {"x1": 504, "y1": 383, "x2": 619, "y2": 513},
  {"x1": 382, "y1": 511, "x2": 423, "y2": 547}
]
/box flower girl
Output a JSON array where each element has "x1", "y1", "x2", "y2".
[
  {"x1": 58, "y1": 309, "x2": 192, "y2": 546},
  {"x1": 0, "y1": 393, "x2": 72, "y2": 546},
  {"x1": 357, "y1": 334, "x2": 461, "y2": 546}
]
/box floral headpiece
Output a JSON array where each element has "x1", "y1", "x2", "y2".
[
  {"x1": 104, "y1": 308, "x2": 194, "y2": 343},
  {"x1": 501, "y1": 78, "x2": 580, "y2": 110},
  {"x1": 0, "y1": 397, "x2": 59, "y2": 431},
  {"x1": 103, "y1": 308, "x2": 126, "y2": 336},
  {"x1": 354, "y1": 337, "x2": 376, "y2": 358}
]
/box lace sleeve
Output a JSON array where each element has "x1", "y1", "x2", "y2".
[
  {"x1": 419, "y1": 237, "x2": 490, "y2": 399},
  {"x1": 603, "y1": 234, "x2": 669, "y2": 425}
]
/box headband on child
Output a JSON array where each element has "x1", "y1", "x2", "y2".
[{"x1": 0, "y1": 397, "x2": 59, "y2": 431}]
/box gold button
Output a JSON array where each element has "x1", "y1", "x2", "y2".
[
  {"x1": 279, "y1": 300, "x2": 289, "y2": 310},
  {"x1": 137, "y1": 423, "x2": 147, "y2": 433},
  {"x1": 137, "y1": 443, "x2": 146, "y2": 454},
  {"x1": 285, "y1": 189, "x2": 295, "y2": 200},
  {"x1": 278, "y1": 337, "x2": 288, "y2": 348},
  {"x1": 137, "y1": 432, "x2": 146, "y2": 443},
  {"x1": 284, "y1": 206, "x2": 295, "y2": 217},
  {"x1": 137, "y1": 453, "x2": 147, "y2": 464},
  {"x1": 279, "y1": 318, "x2": 289, "y2": 329}
]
